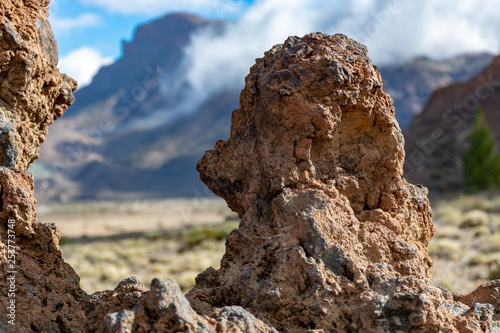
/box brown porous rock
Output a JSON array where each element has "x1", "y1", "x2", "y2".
[
  {"x1": 0, "y1": 0, "x2": 76, "y2": 170},
  {"x1": 187, "y1": 33, "x2": 500, "y2": 332},
  {"x1": 0, "y1": 169, "x2": 276, "y2": 332},
  {"x1": 0, "y1": 167, "x2": 86, "y2": 332},
  {"x1": 1, "y1": 1, "x2": 499, "y2": 331},
  {"x1": 0, "y1": 1, "x2": 278, "y2": 332},
  {"x1": 86, "y1": 277, "x2": 278, "y2": 333},
  {"x1": 0, "y1": 1, "x2": 83, "y2": 332}
]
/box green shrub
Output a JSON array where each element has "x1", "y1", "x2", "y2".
[
  {"x1": 180, "y1": 221, "x2": 239, "y2": 249},
  {"x1": 59, "y1": 236, "x2": 72, "y2": 245},
  {"x1": 462, "y1": 107, "x2": 500, "y2": 192}
]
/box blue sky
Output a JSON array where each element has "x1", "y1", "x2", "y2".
[
  {"x1": 49, "y1": 0, "x2": 254, "y2": 86},
  {"x1": 50, "y1": 0, "x2": 254, "y2": 59},
  {"x1": 49, "y1": 0, "x2": 500, "y2": 89}
]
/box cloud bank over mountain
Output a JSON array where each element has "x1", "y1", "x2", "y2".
[
  {"x1": 50, "y1": 0, "x2": 500, "y2": 92},
  {"x1": 35, "y1": 10, "x2": 495, "y2": 201},
  {"x1": 183, "y1": 0, "x2": 500, "y2": 104}
]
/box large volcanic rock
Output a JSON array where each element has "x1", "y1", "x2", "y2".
[
  {"x1": 0, "y1": 167, "x2": 86, "y2": 332},
  {"x1": 0, "y1": 1, "x2": 83, "y2": 332},
  {"x1": 1, "y1": 2, "x2": 499, "y2": 331},
  {"x1": 0, "y1": 4, "x2": 277, "y2": 332},
  {"x1": 404, "y1": 55, "x2": 500, "y2": 192},
  {"x1": 187, "y1": 33, "x2": 499, "y2": 332},
  {"x1": 0, "y1": 0, "x2": 76, "y2": 170}
]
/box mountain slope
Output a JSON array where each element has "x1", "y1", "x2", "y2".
[
  {"x1": 379, "y1": 53, "x2": 493, "y2": 128},
  {"x1": 34, "y1": 13, "x2": 238, "y2": 201},
  {"x1": 68, "y1": 13, "x2": 217, "y2": 116},
  {"x1": 404, "y1": 55, "x2": 500, "y2": 191},
  {"x1": 32, "y1": 13, "x2": 495, "y2": 201}
]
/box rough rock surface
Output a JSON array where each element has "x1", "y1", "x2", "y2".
[
  {"x1": 0, "y1": 0, "x2": 76, "y2": 170},
  {"x1": 86, "y1": 277, "x2": 277, "y2": 333},
  {"x1": 0, "y1": 1, "x2": 82, "y2": 332},
  {"x1": 0, "y1": 2, "x2": 276, "y2": 332},
  {"x1": 0, "y1": 170, "x2": 274, "y2": 333},
  {"x1": 0, "y1": 172, "x2": 276, "y2": 330},
  {"x1": 0, "y1": 167, "x2": 86, "y2": 332},
  {"x1": 1, "y1": 2, "x2": 500, "y2": 331},
  {"x1": 187, "y1": 33, "x2": 500, "y2": 332}
]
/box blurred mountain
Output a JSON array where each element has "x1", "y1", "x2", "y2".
[
  {"x1": 404, "y1": 55, "x2": 500, "y2": 192},
  {"x1": 379, "y1": 53, "x2": 494, "y2": 128},
  {"x1": 34, "y1": 13, "x2": 237, "y2": 201},
  {"x1": 32, "y1": 13, "x2": 495, "y2": 201}
]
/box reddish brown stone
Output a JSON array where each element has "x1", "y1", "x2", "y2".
[
  {"x1": 0, "y1": 2, "x2": 498, "y2": 331},
  {"x1": 0, "y1": 0, "x2": 76, "y2": 170},
  {"x1": 0, "y1": 167, "x2": 86, "y2": 332},
  {"x1": 188, "y1": 33, "x2": 498, "y2": 332}
]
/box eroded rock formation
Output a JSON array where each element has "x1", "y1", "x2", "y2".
[
  {"x1": 0, "y1": 1, "x2": 83, "y2": 332},
  {"x1": 0, "y1": 168, "x2": 86, "y2": 332},
  {"x1": 85, "y1": 277, "x2": 277, "y2": 333},
  {"x1": 187, "y1": 33, "x2": 500, "y2": 332},
  {"x1": 0, "y1": 0, "x2": 76, "y2": 170},
  {"x1": 1, "y1": 1, "x2": 499, "y2": 332}
]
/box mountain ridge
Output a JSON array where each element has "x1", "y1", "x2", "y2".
[
  {"x1": 32, "y1": 13, "x2": 495, "y2": 201},
  {"x1": 378, "y1": 52, "x2": 493, "y2": 128}
]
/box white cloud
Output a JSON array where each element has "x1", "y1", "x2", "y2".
[
  {"x1": 58, "y1": 46, "x2": 114, "y2": 88},
  {"x1": 49, "y1": 13, "x2": 102, "y2": 34},
  {"x1": 78, "y1": 0, "x2": 245, "y2": 18},
  {"x1": 183, "y1": 0, "x2": 500, "y2": 105}
]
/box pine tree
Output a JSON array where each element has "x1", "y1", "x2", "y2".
[{"x1": 462, "y1": 107, "x2": 500, "y2": 192}]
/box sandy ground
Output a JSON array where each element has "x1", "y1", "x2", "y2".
[
  {"x1": 37, "y1": 198, "x2": 234, "y2": 238},
  {"x1": 37, "y1": 199, "x2": 234, "y2": 293}
]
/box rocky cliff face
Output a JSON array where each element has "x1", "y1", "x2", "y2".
[
  {"x1": 0, "y1": 168, "x2": 86, "y2": 332},
  {"x1": 404, "y1": 55, "x2": 500, "y2": 192},
  {"x1": 0, "y1": 3, "x2": 275, "y2": 332},
  {"x1": 1, "y1": 3, "x2": 499, "y2": 331},
  {"x1": 0, "y1": 1, "x2": 83, "y2": 332}
]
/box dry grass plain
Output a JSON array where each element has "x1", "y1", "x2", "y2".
[
  {"x1": 37, "y1": 194, "x2": 500, "y2": 295},
  {"x1": 38, "y1": 198, "x2": 235, "y2": 293},
  {"x1": 429, "y1": 193, "x2": 500, "y2": 292}
]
